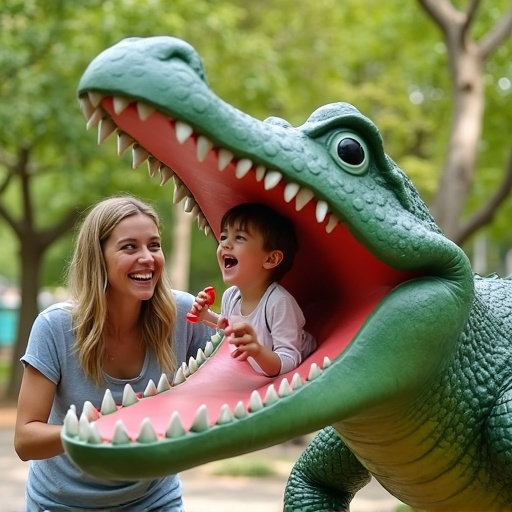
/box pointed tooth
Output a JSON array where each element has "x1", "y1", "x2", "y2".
[
  {"x1": 197, "y1": 214, "x2": 207, "y2": 231},
  {"x1": 83, "y1": 401, "x2": 100, "y2": 422},
  {"x1": 322, "y1": 356, "x2": 332, "y2": 369},
  {"x1": 316, "y1": 200, "x2": 329, "y2": 223},
  {"x1": 159, "y1": 165, "x2": 174, "y2": 186},
  {"x1": 86, "y1": 109, "x2": 103, "y2": 130},
  {"x1": 173, "y1": 179, "x2": 188, "y2": 204},
  {"x1": 235, "y1": 158, "x2": 253, "y2": 178},
  {"x1": 196, "y1": 135, "x2": 213, "y2": 162},
  {"x1": 113, "y1": 96, "x2": 131, "y2": 115},
  {"x1": 157, "y1": 373, "x2": 171, "y2": 392},
  {"x1": 249, "y1": 390, "x2": 263, "y2": 412},
  {"x1": 263, "y1": 384, "x2": 279, "y2": 405},
  {"x1": 295, "y1": 188, "x2": 315, "y2": 211},
  {"x1": 196, "y1": 348, "x2": 206, "y2": 365},
  {"x1": 88, "y1": 91, "x2": 104, "y2": 108},
  {"x1": 112, "y1": 420, "x2": 131, "y2": 445},
  {"x1": 190, "y1": 404, "x2": 210, "y2": 432},
  {"x1": 100, "y1": 389, "x2": 117, "y2": 415},
  {"x1": 144, "y1": 379, "x2": 158, "y2": 397},
  {"x1": 291, "y1": 373, "x2": 303, "y2": 390},
  {"x1": 63, "y1": 408, "x2": 79, "y2": 437},
  {"x1": 137, "y1": 418, "x2": 158, "y2": 443},
  {"x1": 137, "y1": 102, "x2": 155, "y2": 121},
  {"x1": 79, "y1": 95, "x2": 95, "y2": 120},
  {"x1": 308, "y1": 363, "x2": 322, "y2": 381},
  {"x1": 166, "y1": 411, "x2": 186, "y2": 438},
  {"x1": 204, "y1": 225, "x2": 211, "y2": 237},
  {"x1": 181, "y1": 361, "x2": 190, "y2": 378},
  {"x1": 255, "y1": 164, "x2": 266, "y2": 181},
  {"x1": 184, "y1": 196, "x2": 196, "y2": 213},
  {"x1": 188, "y1": 356, "x2": 199, "y2": 374},
  {"x1": 78, "y1": 414, "x2": 92, "y2": 441},
  {"x1": 326, "y1": 214, "x2": 339, "y2": 234},
  {"x1": 88, "y1": 423, "x2": 102, "y2": 444},
  {"x1": 175, "y1": 121, "x2": 193, "y2": 144},
  {"x1": 132, "y1": 144, "x2": 149, "y2": 169},
  {"x1": 204, "y1": 340, "x2": 214, "y2": 357},
  {"x1": 217, "y1": 148, "x2": 234, "y2": 170},
  {"x1": 117, "y1": 132, "x2": 134, "y2": 156},
  {"x1": 210, "y1": 333, "x2": 222, "y2": 346},
  {"x1": 216, "y1": 404, "x2": 234, "y2": 425},
  {"x1": 70, "y1": 404, "x2": 77, "y2": 414},
  {"x1": 264, "y1": 170, "x2": 282, "y2": 190},
  {"x1": 173, "y1": 367, "x2": 186, "y2": 385},
  {"x1": 284, "y1": 182, "x2": 300, "y2": 202},
  {"x1": 122, "y1": 384, "x2": 139, "y2": 406},
  {"x1": 98, "y1": 117, "x2": 116, "y2": 144},
  {"x1": 234, "y1": 401, "x2": 247, "y2": 419},
  {"x1": 147, "y1": 156, "x2": 160, "y2": 177},
  {"x1": 278, "y1": 378, "x2": 293, "y2": 397},
  {"x1": 189, "y1": 204, "x2": 200, "y2": 217}
]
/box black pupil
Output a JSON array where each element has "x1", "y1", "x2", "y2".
[{"x1": 337, "y1": 138, "x2": 364, "y2": 166}]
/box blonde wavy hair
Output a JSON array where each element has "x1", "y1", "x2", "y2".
[{"x1": 66, "y1": 194, "x2": 177, "y2": 385}]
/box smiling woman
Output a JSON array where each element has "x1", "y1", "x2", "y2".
[{"x1": 14, "y1": 194, "x2": 214, "y2": 511}]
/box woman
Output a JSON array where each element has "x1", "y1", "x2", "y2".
[{"x1": 14, "y1": 194, "x2": 213, "y2": 511}]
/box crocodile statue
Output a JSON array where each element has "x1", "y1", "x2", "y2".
[{"x1": 61, "y1": 36, "x2": 512, "y2": 511}]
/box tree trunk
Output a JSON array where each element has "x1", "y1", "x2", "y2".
[{"x1": 168, "y1": 204, "x2": 193, "y2": 292}]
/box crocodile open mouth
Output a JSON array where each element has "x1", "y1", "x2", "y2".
[{"x1": 61, "y1": 81, "x2": 416, "y2": 478}]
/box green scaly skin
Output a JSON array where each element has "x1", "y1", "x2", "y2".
[{"x1": 61, "y1": 37, "x2": 512, "y2": 511}]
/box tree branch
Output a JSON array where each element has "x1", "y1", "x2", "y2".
[
  {"x1": 417, "y1": 0, "x2": 459, "y2": 33},
  {"x1": 478, "y1": 7, "x2": 512, "y2": 59},
  {"x1": 456, "y1": 150, "x2": 512, "y2": 244},
  {"x1": 39, "y1": 207, "x2": 84, "y2": 251}
]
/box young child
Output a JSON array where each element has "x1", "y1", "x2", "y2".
[{"x1": 192, "y1": 203, "x2": 316, "y2": 377}]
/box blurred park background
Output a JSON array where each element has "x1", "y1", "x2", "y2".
[{"x1": 0, "y1": 0, "x2": 511, "y2": 405}]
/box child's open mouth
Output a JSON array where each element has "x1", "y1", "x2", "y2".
[{"x1": 224, "y1": 256, "x2": 238, "y2": 269}]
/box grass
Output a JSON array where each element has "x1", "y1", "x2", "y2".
[{"x1": 211, "y1": 456, "x2": 279, "y2": 478}]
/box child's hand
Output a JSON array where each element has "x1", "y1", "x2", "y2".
[
  {"x1": 187, "y1": 286, "x2": 216, "y2": 323},
  {"x1": 224, "y1": 320, "x2": 261, "y2": 360}
]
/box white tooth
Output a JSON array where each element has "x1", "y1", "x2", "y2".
[
  {"x1": 157, "y1": 373, "x2": 171, "y2": 392},
  {"x1": 63, "y1": 408, "x2": 79, "y2": 437},
  {"x1": 70, "y1": 404, "x2": 77, "y2": 414},
  {"x1": 291, "y1": 373, "x2": 303, "y2": 390},
  {"x1": 210, "y1": 333, "x2": 222, "y2": 346},
  {"x1": 113, "y1": 96, "x2": 131, "y2": 115},
  {"x1": 143, "y1": 379, "x2": 157, "y2": 397},
  {"x1": 132, "y1": 145, "x2": 149, "y2": 169},
  {"x1": 98, "y1": 117, "x2": 116, "y2": 144},
  {"x1": 316, "y1": 200, "x2": 329, "y2": 223},
  {"x1": 188, "y1": 356, "x2": 199, "y2": 374},
  {"x1": 147, "y1": 156, "x2": 160, "y2": 178},
  {"x1": 137, "y1": 102, "x2": 155, "y2": 121},
  {"x1": 216, "y1": 404, "x2": 234, "y2": 425},
  {"x1": 218, "y1": 148, "x2": 234, "y2": 170},
  {"x1": 295, "y1": 188, "x2": 314, "y2": 211},
  {"x1": 264, "y1": 170, "x2": 282, "y2": 190},
  {"x1": 137, "y1": 418, "x2": 158, "y2": 443},
  {"x1": 78, "y1": 414, "x2": 92, "y2": 441},
  {"x1": 88, "y1": 91, "x2": 104, "y2": 108},
  {"x1": 204, "y1": 340, "x2": 214, "y2": 357},
  {"x1": 322, "y1": 356, "x2": 332, "y2": 369},
  {"x1": 83, "y1": 401, "x2": 100, "y2": 422},
  {"x1": 117, "y1": 132, "x2": 134, "y2": 156},
  {"x1": 326, "y1": 214, "x2": 339, "y2": 234},
  {"x1": 249, "y1": 390, "x2": 264, "y2": 412},
  {"x1": 89, "y1": 423, "x2": 102, "y2": 444},
  {"x1": 100, "y1": 389, "x2": 117, "y2": 415},
  {"x1": 234, "y1": 401, "x2": 247, "y2": 419},
  {"x1": 181, "y1": 361, "x2": 190, "y2": 378},
  {"x1": 235, "y1": 158, "x2": 252, "y2": 178},
  {"x1": 86, "y1": 109, "x2": 103, "y2": 130},
  {"x1": 122, "y1": 384, "x2": 139, "y2": 406},
  {"x1": 255, "y1": 164, "x2": 266, "y2": 182},
  {"x1": 204, "y1": 225, "x2": 211, "y2": 237},
  {"x1": 284, "y1": 182, "x2": 300, "y2": 202},
  {"x1": 112, "y1": 420, "x2": 131, "y2": 445},
  {"x1": 175, "y1": 121, "x2": 193, "y2": 144},
  {"x1": 195, "y1": 348, "x2": 206, "y2": 365},
  {"x1": 173, "y1": 179, "x2": 188, "y2": 204},
  {"x1": 196, "y1": 135, "x2": 213, "y2": 162},
  {"x1": 173, "y1": 367, "x2": 186, "y2": 385},
  {"x1": 79, "y1": 96, "x2": 95, "y2": 120},
  {"x1": 308, "y1": 363, "x2": 322, "y2": 381},
  {"x1": 184, "y1": 196, "x2": 196, "y2": 213},
  {"x1": 160, "y1": 165, "x2": 174, "y2": 186},
  {"x1": 190, "y1": 404, "x2": 210, "y2": 432},
  {"x1": 166, "y1": 412, "x2": 186, "y2": 438},
  {"x1": 278, "y1": 378, "x2": 293, "y2": 397},
  {"x1": 197, "y1": 214, "x2": 207, "y2": 231},
  {"x1": 263, "y1": 384, "x2": 279, "y2": 405}
]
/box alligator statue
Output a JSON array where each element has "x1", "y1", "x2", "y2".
[{"x1": 61, "y1": 36, "x2": 512, "y2": 511}]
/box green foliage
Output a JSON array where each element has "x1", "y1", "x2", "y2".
[{"x1": 211, "y1": 456, "x2": 278, "y2": 477}]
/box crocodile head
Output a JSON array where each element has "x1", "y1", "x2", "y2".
[{"x1": 62, "y1": 36, "x2": 474, "y2": 480}]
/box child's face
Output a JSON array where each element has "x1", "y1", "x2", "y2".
[{"x1": 217, "y1": 222, "x2": 273, "y2": 288}]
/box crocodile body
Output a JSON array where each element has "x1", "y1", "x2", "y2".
[{"x1": 61, "y1": 36, "x2": 512, "y2": 511}]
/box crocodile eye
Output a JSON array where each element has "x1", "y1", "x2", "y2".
[{"x1": 329, "y1": 132, "x2": 369, "y2": 175}]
